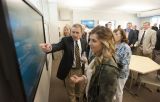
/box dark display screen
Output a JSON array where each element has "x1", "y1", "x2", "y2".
[{"x1": 6, "y1": 0, "x2": 45, "y2": 101}]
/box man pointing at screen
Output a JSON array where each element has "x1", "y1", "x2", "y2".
[{"x1": 40, "y1": 24, "x2": 87, "y2": 102}]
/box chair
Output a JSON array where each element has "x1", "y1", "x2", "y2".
[{"x1": 138, "y1": 72, "x2": 160, "y2": 92}]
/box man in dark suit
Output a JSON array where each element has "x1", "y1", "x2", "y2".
[
  {"x1": 124, "y1": 22, "x2": 137, "y2": 52},
  {"x1": 151, "y1": 23, "x2": 158, "y2": 31},
  {"x1": 133, "y1": 25, "x2": 139, "y2": 41},
  {"x1": 105, "y1": 21, "x2": 112, "y2": 31},
  {"x1": 152, "y1": 29, "x2": 160, "y2": 79},
  {"x1": 40, "y1": 24, "x2": 87, "y2": 102}
]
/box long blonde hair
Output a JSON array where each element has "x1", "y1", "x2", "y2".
[
  {"x1": 90, "y1": 26, "x2": 115, "y2": 59},
  {"x1": 89, "y1": 26, "x2": 115, "y2": 70},
  {"x1": 63, "y1": 25, "x2": 71, "y2": 36}
]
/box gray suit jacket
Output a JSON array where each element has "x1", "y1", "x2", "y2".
[{"x1": 137, "y1": 28, "x2": 156, "y2": 54}]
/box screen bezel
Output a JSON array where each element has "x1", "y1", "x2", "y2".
[{"x1": 0, "y1": 0, "x2": 47, "y2": 102}]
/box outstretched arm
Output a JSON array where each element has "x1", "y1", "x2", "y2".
[
  {"x1": 39, "y1": 43, "x2": 52, "y2": 53},
  {"x1": 39, "y1": 38, "x2": 65, "y2": 53}
]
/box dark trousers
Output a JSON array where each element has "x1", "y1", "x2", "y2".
[{"x1": 152, "y1": 49, "x2": 160, "y2": 75}]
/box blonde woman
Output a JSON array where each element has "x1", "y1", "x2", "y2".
[
  {"x1": 63, "y1": 25, "x2": 71, "y2": 37},
  {"x1": 70, "y1": 26, "x2": 119, "y2": 102}
]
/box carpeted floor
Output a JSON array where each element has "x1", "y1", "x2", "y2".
[{"x1": 49, "y1": 52, "x2": 160, "y2": 102}]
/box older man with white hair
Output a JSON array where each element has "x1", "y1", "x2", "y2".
[{"x1": 136, "y1": 22, "x2": 157, "y2": 58}]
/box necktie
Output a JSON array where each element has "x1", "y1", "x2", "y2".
[
  {"x1": 75, "y1": 41, "x2": 81, "y2": 68},
  {"x1": 140, "y1": 31, "x2": 145, "y2": 45}
]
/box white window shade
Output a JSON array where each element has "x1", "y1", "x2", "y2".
[
  {"x1": 59, "y1": 8, "x2": 72, "y2": 21},
  {"x1": 150, "y1": 16, "x2": 160, "y2": 26},
  {"x1": 137, "y1": 9, "x2": 160, "y2": 17}
]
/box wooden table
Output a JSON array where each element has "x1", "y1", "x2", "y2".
[
  {"x1": 129, "y1": 55, "x2": 160, "y2": 74},
  {"x1": 126, "y1": 55, "x2": 160, "y2": 95}
]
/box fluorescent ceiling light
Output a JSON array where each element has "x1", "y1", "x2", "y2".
[
  {"x1": 62, "y1": 0, "x2": 95, "y2": 8},
  {"x1": 116, "y1": 4, "x2": 155, "y2": 12}
]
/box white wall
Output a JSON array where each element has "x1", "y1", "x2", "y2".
[
  {"x1": 139, "y1": 17, "x2": 151, "y2": 28},
  {"x1": 73, "y1": 10, "x2": 140, "y2": 29},
  {"x1": 48, "y1": 2, "x2": 59, "y2": 43},
  {"x1": 34, "y1": 64, "x2": 50, "y2": 102}
]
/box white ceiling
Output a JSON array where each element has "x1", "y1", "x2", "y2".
[{"x1": 58, "y1": 0, "x2": 160, "y2": 13}]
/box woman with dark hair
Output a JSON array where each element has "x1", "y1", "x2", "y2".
[
  {"x1": 70, "y1": 26, "x2": 119, "y2": 102},
  {"x1": 117, "y1": 25, "x2": 121, "y2": 29},
  {"x1": 113, "y1": 29, "x2": 132, "y2": 102}
]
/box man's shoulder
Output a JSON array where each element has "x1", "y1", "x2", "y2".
[
  {"x1": 61, "y1": 36, "x2": 73, "y2": 41},
  {"x1": 130, "y1": 29, "x2": 135, "y2": 33},
  {"x1": 157, "y1": 30, "x2": 160, "y2": 34},
  {"x1": 148, "y1": 29, "x2": 156, "y2": 33},
  {"x1": 81, "y1": 38, "x2": 86, "y2": 41},
  {"x1": 80, "y1": 38, "x2": 87, "y2": 44}
]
